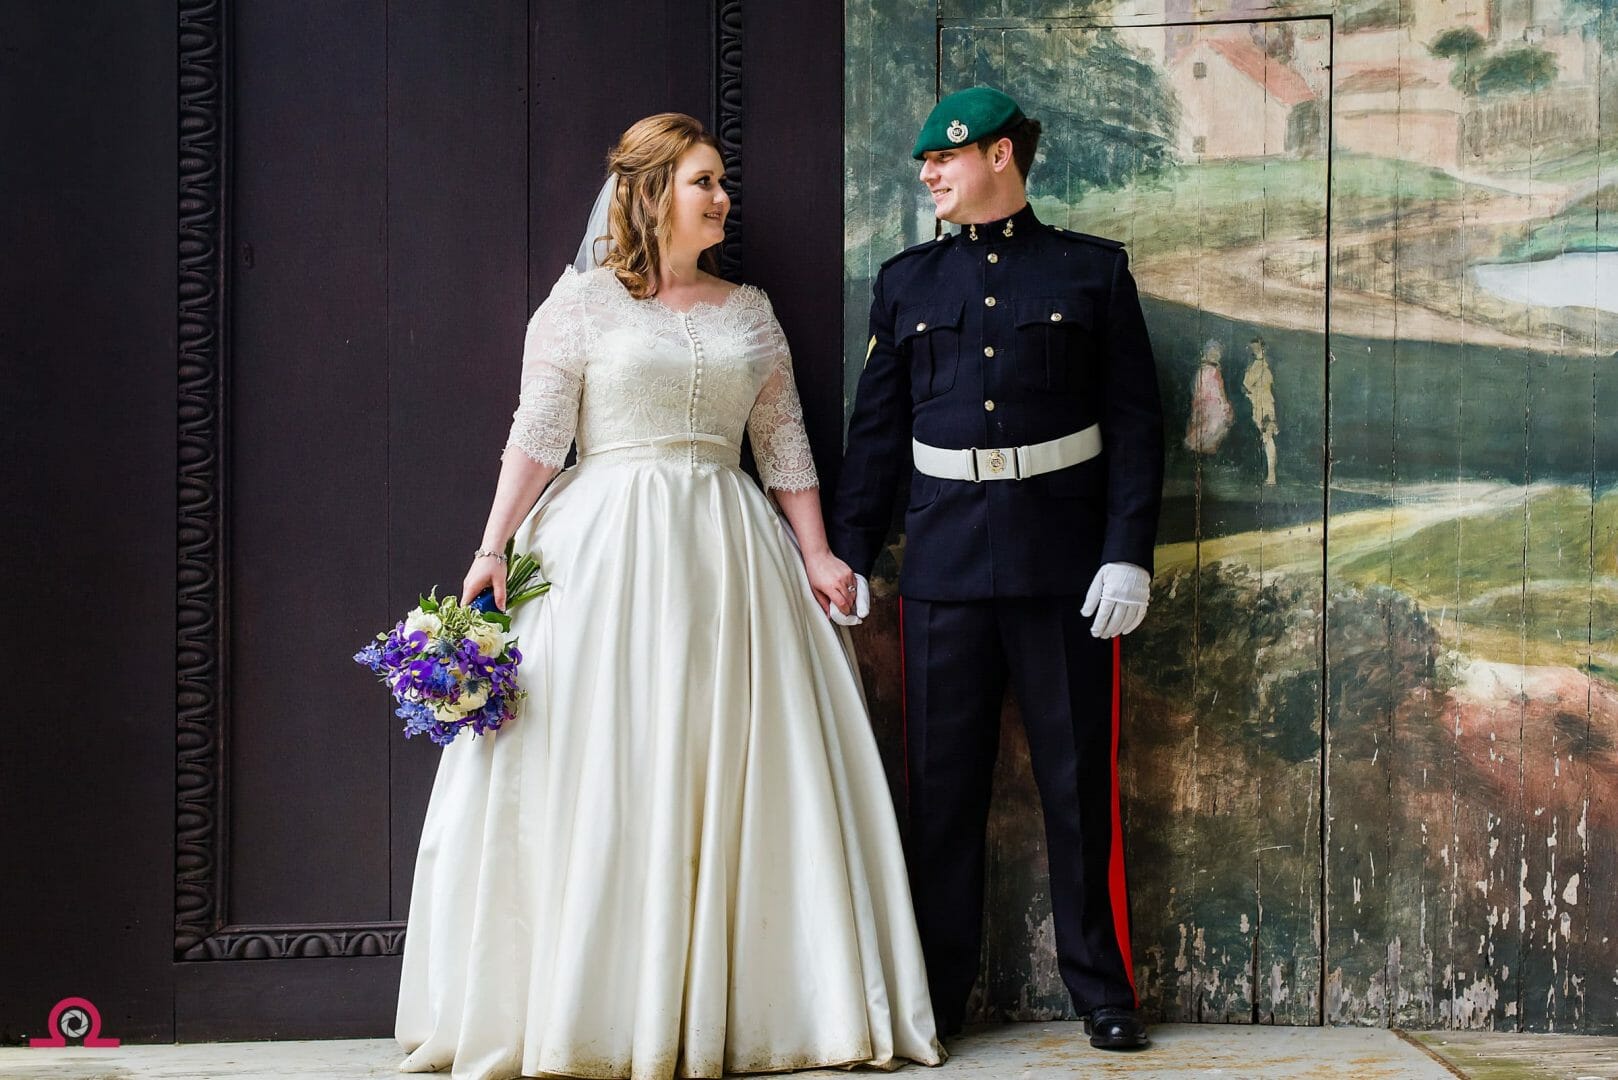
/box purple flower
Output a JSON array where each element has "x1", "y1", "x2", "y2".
[
  {"x1": 356, "y1": 600, "x2": 536, "y2": 746},
  {"x1": 395, "y1": 701, "x2": 438, "y2": 739}
]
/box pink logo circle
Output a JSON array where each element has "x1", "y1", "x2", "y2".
[{"x1": 29, "y1": 997, "x2": 120, "y2": 1047}]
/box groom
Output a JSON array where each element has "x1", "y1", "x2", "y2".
[{"x1": 831, "y1": 87, "x2": 1164, "y2": 1050}]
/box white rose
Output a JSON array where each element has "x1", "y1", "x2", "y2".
[
  {"x1": 467, "y1": 622, "x2": 506, "y2": 659},
  {"x1": 404, "y1": 609, "x2": 444, "y2": 639},
  {"x1": 431, "y1": 700, "x2": 467, "y2": 724}
]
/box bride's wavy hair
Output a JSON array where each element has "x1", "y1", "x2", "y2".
[{"x1": 600, "y1": 113, "x2": 724, "y2": 299}]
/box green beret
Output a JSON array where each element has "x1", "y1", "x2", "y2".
[{"x1": 912, "y1": 86, "x2": 1026, "y2": 159}]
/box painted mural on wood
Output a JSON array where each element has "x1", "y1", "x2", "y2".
[{"x1": 845, "y1": 0, "x2": 1618, "y2": 1033}]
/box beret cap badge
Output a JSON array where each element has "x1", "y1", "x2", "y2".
[{"x1": 912, "y1": 86, "x2": 1026, "y2": 159}]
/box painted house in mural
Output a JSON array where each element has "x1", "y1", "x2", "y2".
[
  {"x1": 1334, "y1": 63, "x2": 1466, "y2": 169},
  {"x1": 1331, "y1": 5, "x2": 1474, "y2": 170},
  {"x1": 1168, "y1": 35, "x2": 1321, "y2": 159},
  {"x1": 1333, "y1": 0, "x2": 1600, "y2": 170}
]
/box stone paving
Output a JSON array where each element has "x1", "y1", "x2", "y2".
[{"x1": 0, "y1": 1022, "x2": 1478, "y2": 1079}]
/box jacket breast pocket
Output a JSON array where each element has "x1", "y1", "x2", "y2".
[
  {"x1": 1013, "y1": 296, "x2": 1092, "y2": 394},
  {"x1": 898, "y1": 301, "x2": 964, "y2": 400}
]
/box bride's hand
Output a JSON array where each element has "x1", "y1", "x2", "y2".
[
  {"x1": 803, "y1": 549, "x2": 857, "y2": 616},
  {"x1": 462, "y1": 554, "x2": 508, "y2": 609}
]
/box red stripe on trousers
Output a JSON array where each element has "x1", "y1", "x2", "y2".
[
  {"x1": 1110, "y1": 635, "x2": 1139, "y2": 1006},
  {"x1": 898, "y1": 596, "x2": 909, "y2": 804}
]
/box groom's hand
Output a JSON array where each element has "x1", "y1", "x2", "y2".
[
  {"x1": 1081, "y1": 562, "x2": 1151, "y2": 638},
  {"x1": 827, "y1": 574, "x2": 870, "y2": 627}
]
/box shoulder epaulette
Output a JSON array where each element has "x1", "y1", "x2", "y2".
[
  {"x1": 879, "y1": 233, "x2": 953, "y2": 270},
  {"x1": 1055, "y1": 228, "x2": 1125, "y2": 251}
]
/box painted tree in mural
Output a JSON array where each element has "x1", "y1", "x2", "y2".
[
  {"x1": 1432, "y1": 27, "x2": 1558, "y2": 97},
  {"x1": 1567, "y1": 0, "x2": 1618, "y2": 50},
  {"x1": 1018, "y1": 31, "x2": 1179, "y2": 195}
]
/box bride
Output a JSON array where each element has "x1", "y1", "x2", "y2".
[{"x1": 394, "y1": 113, "x2": 944, "y2": 1080}]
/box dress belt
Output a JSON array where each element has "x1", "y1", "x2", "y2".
[
  {"x1": 581, "y1": 432, "x2": 741, "y2": 457},
  {"x1": 912, "y1": 423, "x2": 1102, "y2": 482}
]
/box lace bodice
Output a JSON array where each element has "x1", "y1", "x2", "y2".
[{"x1": 504, "y1": 266, "x2": 818, "y2": 492}]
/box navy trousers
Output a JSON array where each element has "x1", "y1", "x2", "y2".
[{"x1": 897, "y1": 594, "x2": 1138, "y2": 1035}]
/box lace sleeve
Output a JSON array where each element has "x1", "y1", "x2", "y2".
[
  {"x1": 504, "y1": 268, "x2": 590, "y2": 468},
  {"x1": 747, "y1": 297, "x2": 819, "y2": 493}
]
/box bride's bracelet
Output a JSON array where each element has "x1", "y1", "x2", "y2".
[{"x1": 473, "y1": 548, "x2": 508, "y2": 563}]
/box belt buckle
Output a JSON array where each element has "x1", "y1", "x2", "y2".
[
  {"x1": 980, "y1": 447, "x2": 1022, "y2": 480},
  {"x1": 965, "y1": 448, "x2": 981, "y2": 483}
]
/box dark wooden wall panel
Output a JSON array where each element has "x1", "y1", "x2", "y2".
[
  {"x1": 385, "y1": 1, "x2": 531, "y2": 918},
  {"x1": 174, "y1": 955, "x2": 401, "y2": 1041},
  {"x1": 228, "y1": 0, "x2": 393, "y2": 925},
  {"x1": 742, "y1": 0, "x2": 845, "y2": 502},
  {"x1": 4, "y1": 0, "x2": 853, "y2": 1045},
  {"x1": 528, "y1": 0, "x2": 715, "y2": 299},
  {"x1": 0, "y1": 0, "x2": 178, "y2": 1043}
]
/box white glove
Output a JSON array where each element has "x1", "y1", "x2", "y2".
[
  {"x1": 1082, "y1": 562, "x2": 1151, "y2": 638},
  {"x1": 828, "y1": 574, "x2": 871, "y2": 626}
]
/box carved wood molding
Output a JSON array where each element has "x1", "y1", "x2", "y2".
[
  {"x1": 174, "y1": 0, "x2": 409, "y2": 963},
  {"x1": 715, "y1": 0, "x2": 743, "y2": 280},
  {"x1": 175, "y1": 0, "x2": 231, "y2": 960},
  {"x1": 186, "y1": 922, "x2": 409, "y2": 961}
]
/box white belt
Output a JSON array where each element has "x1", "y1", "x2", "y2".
[
  {"x1": 581, "y1": 432, "x2": 740, "y2": 457},
  {"x1": 912, "y1": 424, "x2": 1102, "y2": 482}
]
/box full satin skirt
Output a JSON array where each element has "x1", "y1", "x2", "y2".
[{"x1": 395, "y1": 454, "x2": 943, "y2": 1080}]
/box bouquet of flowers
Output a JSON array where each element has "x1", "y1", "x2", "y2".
[{"x1": 354, "y1": 542, "x2": 550, "y2": 746}]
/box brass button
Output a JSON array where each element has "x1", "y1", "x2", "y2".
[
  {"x1": 984, "y1": 296, "x2": 996, "y2": 307},
  {"x1": 916, "y1": 321, "x2": 927, "y2": 332},
  {"x1": 1050, "y1": 312, "x2": 1063, "y2": 322},
  {"x1": 987, "y1": 253, "x2": 999, "y2": 264},
  {"x1": 984, "y1": 399, "x2": 996, "y2": 411},
  {"x1": 984, "y1": 346, "x2": 995, "y2": 358}
]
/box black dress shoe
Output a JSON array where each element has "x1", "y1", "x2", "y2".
[{"x1": 1082, "y1": 1006, "x2": 1150, "y2": 1050}]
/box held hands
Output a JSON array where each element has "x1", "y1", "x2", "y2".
[
  {"x1": 803, "y1": 548, "x2": 869, "y2": 623},
  {"x1": 828, "y1": 575, "x2": 870, "y2": 627},
  {"x1": 1082, "y1": 562, "x2": 1151, "y2": 638},
  {"x1": 464, "y1": 552, "x2": 508, "y2": 610}
]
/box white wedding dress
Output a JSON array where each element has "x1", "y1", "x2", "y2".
[{"x1": 395, "y1": 266, "x2": 943, "y2": 1080}]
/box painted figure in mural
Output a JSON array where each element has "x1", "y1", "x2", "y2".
[
  {"x1": 831, "y1": 86, "x2": 1165, "y2": 1051},
  {"x1": 1184, "y1": 338, "x2": 1235, "y2": 455},
  {"x1": 1242, "y1": 336, "x2": 1278, "y2": 486},
  {"x1": 394, "y1": 113, "x2": 944, "y2": 1080}
]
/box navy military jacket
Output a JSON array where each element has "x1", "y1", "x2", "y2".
[{"x1": 831, "y1": 203, "x2": 1164, "y2": 602}]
